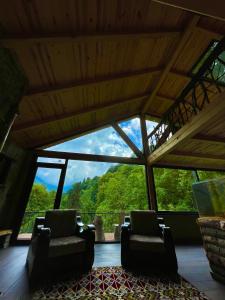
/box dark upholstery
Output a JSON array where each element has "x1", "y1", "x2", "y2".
[
  {"x1": 121, "y1": 210, "x2": 177, "y2": 273},
  {"x1": 26, "y1": 210, "x2": 95, "y2": 285},
  {"x1": 45, "y1": 209, "x2": 77, "y2": 238},
  {"x1": 130, "y1": 210, "x2": 160, "y2": 235}
]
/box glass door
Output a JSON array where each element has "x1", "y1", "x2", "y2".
[{"x1": 18, "y1": 165, "x2": 63, "y2": 240}]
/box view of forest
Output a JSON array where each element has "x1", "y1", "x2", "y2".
[{"x1": 20, "y1": 164, "x2": 225, "y2": 234}]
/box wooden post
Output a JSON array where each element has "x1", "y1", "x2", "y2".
[
  {"x1": 54, "y1": 159, "x2": 68, "y2": 208},
  {"x1": 145, "y1": 165, "x2": 158, "y2": 210},
  {"x1": 140, "y1": 115, "x2": 157, "y2": 210}
]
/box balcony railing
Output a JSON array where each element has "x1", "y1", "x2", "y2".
[
  {"x1": 18, "y1": 210, "x2": 128, "y2": 242},
  {"x1": 148, "y1": 38, "x2": 225, "y2": 152}
]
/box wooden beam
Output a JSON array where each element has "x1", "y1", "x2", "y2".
[
  {"x1": 171, "y1": 150, "x2": 225, "y2": 161},
  {"x1": 35, "y1": 150, "x2": 145, "y2": 165},
  {"x1": 142, "y1": 15, "x2": 200, "y2": 113},
  {"x1": 140, "y1": 114, "x2": 150, "y2": 157},
  {"x1": 156, "y1": 94, "x2": 176, "y2": 103},
  {"x1": 112, "y1": 123, "x2": 143, "y2": 158},
  {"x1": 13, "y1": 93, "x2": 149, "y2": 132},
  {"x1": 30, "y1": 112, "x2": 140, "y2": 149},
  {"x1": 153, "y1": 0, "x2": 225, "y2": 22},
  {"x1": 2, "y1": 30, "x2": 180, "y2": 47},
  {"x1": 25, "y1": 67, "x2": 161, "y2": 97},
  {"x1": 147, "y1": 89, "x2": 225, "y2": 165},
  {"x1": 145, "y1": 164, "x2": 158, "y2": 210},
  {"x1": 154, "y1": 161, "x2": 225, "y2": 171},
  {"x1": 192, "y1": 134, "x2": 225, "y2": 145}
]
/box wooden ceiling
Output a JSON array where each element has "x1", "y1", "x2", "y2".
[{"x1": 1, "y1": 0, "x2": 225, "y2": 170}]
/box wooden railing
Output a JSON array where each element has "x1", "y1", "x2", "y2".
[{"x1": 148, "y1": 38, "x2": 225, "y2": 152}]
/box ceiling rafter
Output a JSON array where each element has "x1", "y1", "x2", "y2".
[
  {"x1": 154, "y1": 160, "x2": 225, "y2": 171},
  {"x1": 24, "y1": 67, "x2": 161, "y2": 98},
  {"x1": 112, "y1": 123, "x2": 143, "y2": 158},
  {"x1": 153, "y1": 0, "x2": 225, "y2": 22},
  {"x1": 192, "y1": 134, "x2": 225, "y2": 145},
  {"x1": 142, "y1": 15, "x2": 200, "y2": 113},
  {"x1": 1, "y1": 30, "x2": 180, "y2": 47},
  {"x1": 28, "y1": 112, "x2": 140, "y2": 149},
  {"x1": 171, "y1": 150, "x2": 225, "y2": 161},
  {"x1": 13, "y1": 93, "x2": 150, "y2": 132}
]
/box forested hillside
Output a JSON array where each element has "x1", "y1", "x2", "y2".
[{"x1": 21, "y1": 164, "x2": 224, "y2": 233}]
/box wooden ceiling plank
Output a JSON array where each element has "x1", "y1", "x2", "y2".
[
  {"x1": 153, "y1": 0, "x2": 225, "y2": 22},
  {"x1": 171, "y1": 150, "x2": 225, "y2": 161},
  {"x1": 35, "y1": 149, "x2": 145, "y2": 165},
  {"x1": 142, "y1": 15, "x2": 200, "y2": 113},
  {"x1": 112, "y1": 123, "x2": 143, "y2": 158},
  {"x1": 147, "y1": 89, "x2": 225, "y2": 165},
  {"x1": 192, "y1": 134, "x2": 225, "y2": 145},
  {"x1": 30, "y1": 112, "x2": 140, "y2": 149},
  {"x1": 154, "y1": 160, "x2": 225, "y2": 171},
  {"x1": 25, "y1": 67, "x2": 162, "y2": 97},
  {"x1": 2, "y1": 30, "x2": 181, "y2": 47},
  {"x1": 13, "y1": 93, "x2": 150, "y2": 132}
]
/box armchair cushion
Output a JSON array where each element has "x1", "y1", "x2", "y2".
[
  {"x1": 45, "y1": 209, "x2": 77, "y2": 238},
  {"x1": 48, "y1": 236, "x2": 86, "y2": 258},
  {"x1": 130, "y1": 210, "x2": 159, "y2": 236},
  {"x1": 129, "y1": 234, "x2": 165, "y2": 252}
]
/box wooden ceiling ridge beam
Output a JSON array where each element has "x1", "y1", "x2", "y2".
[
  {"x1": 153, "y1": 0, "x2": 225, "y2": 22},
  {"x1": 112, "y1": 123, "x2": 143, "y2": 158},
  {"x1": 171, "y1": 150, "x2": 225, "y2": 161},
  {"x1": 25, "y1": 67, "x2": 162, "y2": 97},
  {"x1": 13, "y1": 93, "x2": 150, "y2": 132},
  {"x1": 1, "y1": 30, "x2": 181, "y2": 46},
  {"x1": 147, "y1": 88, "x2": 225, "y2": 165},
  {"x1": 142, "y1": 15, "x2": 200, "y2": 113},
  {"x1": 35, "y1": 149, "x2": 145, "y2": 165}
]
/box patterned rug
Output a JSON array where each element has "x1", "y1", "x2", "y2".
[{"x1": 32, "y1": 266, "x2": 208, "y2": 299}]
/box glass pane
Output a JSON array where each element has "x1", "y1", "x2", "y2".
[
  {"x1": 61, "y1": 160, "x2": 148, "y2": 241},
  {"x1": 18, "y1": 167, "x2": 61, "y2": 240},
  {"x1": 46, "y1": 126, "x2": 135, "y2": 157},
  {"x1": 146, "y1": 120, "x2": 158, "y2": 136},
  {"x1": 154, "y1": 168, "x2": 197, "y2": 212},
  {"x1": 119, "y1": 117, "x2": 143, "y2": 151},
  {"x1": 37, "y1": 157, "x2": 65, "y2": 164},
  {"x1": 197, "y1": 170, "x2": 225, "y2": 181}
]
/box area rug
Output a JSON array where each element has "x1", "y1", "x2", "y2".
[{"x1": 32, "y1": 266, "x2": 208, "y2": 299}]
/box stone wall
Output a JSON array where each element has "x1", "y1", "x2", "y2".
[{"x1": 0, "y1": 140, "x2": 35, "y2": 239}]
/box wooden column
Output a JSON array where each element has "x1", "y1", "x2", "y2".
[
  {"x1": 54, "y1": 159, "x2": 68, "y2": 208},
  {"x1": 145, "y1": 165, "x2": 158, "y2": 210},
  {"x1": 140, "y1": 115, "x2": 157, "y2": 210}
]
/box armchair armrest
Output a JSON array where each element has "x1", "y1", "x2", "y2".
[
  {"x1": 121, "y1": 224, "x2": 131, "y2": 244},
  {"x1": 32, "y1": 217, "x2": 45, "y2": 238},
  {"x1": 87, "y1": 224, "x2": 95, "y2": 231},
  {"x1": 162, "y1": 226, "x2": 178, "y2": 271},
  {"x1": 157, "y1": 217, "x2": 165, "y2": 224},
  {"x1": 121, "y1": 224, "x2": 131, "y2": 268}
]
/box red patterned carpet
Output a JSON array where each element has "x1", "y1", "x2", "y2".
[{"x1": 32, "y1": 266, "x2": 208, "y2": 299}]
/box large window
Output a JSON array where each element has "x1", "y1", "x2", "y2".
[
  {"x1": 154, "y1": 168, "x2": 197, "y2": 212},
  {"x1": 61, "y1": 161, "x2": 148, "y2": 241}
]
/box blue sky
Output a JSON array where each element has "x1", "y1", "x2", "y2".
[{"x1": 36, "y1": 118, "x2": 158, "y2": 191}]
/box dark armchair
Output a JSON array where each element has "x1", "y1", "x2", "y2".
[
  {"x1": 121, "y1": 210, "x2": 177, "y2": 273},
  {"x1": 26, "y1": 209, "x2": 95, "y2": 284}
]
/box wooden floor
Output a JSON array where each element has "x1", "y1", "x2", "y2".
[{"x1": 0, "y1": 245, "x2": 225, "y2": 299}]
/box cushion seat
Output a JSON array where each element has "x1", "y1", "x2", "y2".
[
  {"x1": 129, "y1": 234, "x2": 166, "y2": 252},
  {"x1": 49, "y1": 236, "x2": 86, "y2": 258}
]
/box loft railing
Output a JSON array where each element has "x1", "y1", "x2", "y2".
[{"x1": 148, "y1": 38, "x2": 225, "y2": 152}]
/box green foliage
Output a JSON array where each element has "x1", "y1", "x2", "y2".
[{"x1": 20, "y1": 164, "x2": 225, "y2": 235}]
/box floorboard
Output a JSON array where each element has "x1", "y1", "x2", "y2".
[{"x1": 0, "y1": 245, "x2": 224, "y2": 299}]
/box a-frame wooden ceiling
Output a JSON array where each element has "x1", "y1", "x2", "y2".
[{"x1": 1, "y1": 1, "x2": 225, "y2": 161}]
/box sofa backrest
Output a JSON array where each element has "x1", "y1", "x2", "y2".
[
  {"x1": 130, "y1": 210, "x2": 159, "y2": 236},
  {"x1": 45, "y1": 209, "x2": 77, "y2": 238}
]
